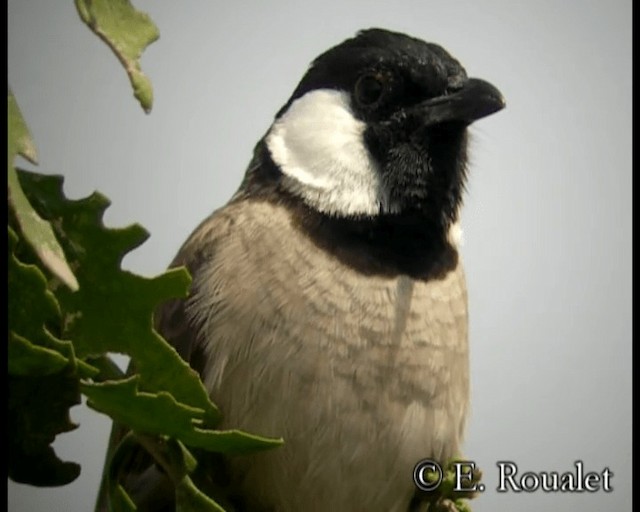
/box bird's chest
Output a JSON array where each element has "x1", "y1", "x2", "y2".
[{"x1": 190, "y1": 207, "x2": 469, "y2": 510}]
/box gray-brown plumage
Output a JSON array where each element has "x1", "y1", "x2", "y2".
[{"x1": 97, "y1": 28, "x2": 504, "y2": 512}]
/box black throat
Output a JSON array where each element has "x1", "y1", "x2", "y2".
[
  {"x1": 290, "y1": 205, "x2": 459, "y2": 280},
  {"x1": 236, "y1": 142, "x2": 459, "y2": 281}
]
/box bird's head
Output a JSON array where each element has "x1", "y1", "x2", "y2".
[{"x1": 242, "y1": 28, "x2": 504, "y2": 272}]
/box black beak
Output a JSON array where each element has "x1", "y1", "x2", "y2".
[{"x1": 400, "y1": 78, "x2": 505, "y2": 128}]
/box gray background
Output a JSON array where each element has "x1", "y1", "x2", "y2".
[{"x1": 8, "y1": 1, "x2": 631, "y2": 511}]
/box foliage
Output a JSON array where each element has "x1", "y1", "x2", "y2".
[
  {"x1": 75, "y1": 0, "x2": 159, "y2": 113},
  {"x1": 8, "y1": 3, "x2": 480, "y2": 511},
  {"x1": 8, "y1": 2, "x2": 281, "y2": 511}
]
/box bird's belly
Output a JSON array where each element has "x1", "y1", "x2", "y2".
[{"x1": 197, "y1": 260, "x2": 469, "y2": 511}]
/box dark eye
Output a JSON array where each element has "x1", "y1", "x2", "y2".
[{"x1": 355, "y1": 73, "x2": 385, "y2": 107}]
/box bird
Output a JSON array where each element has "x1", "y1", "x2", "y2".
[{"x1": 98, "y1": 27, "x2": 504, "y2": 512}]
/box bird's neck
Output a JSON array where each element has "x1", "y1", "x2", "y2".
[
  {"x1": 235, "y1": 141, "x2": 460, "y2": 280},
  {"x1": 291, "y1": 204, "x2": 459, "y2": 280}
]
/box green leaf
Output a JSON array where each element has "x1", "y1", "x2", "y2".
[
  {"x1": 75, "y1": 0, "x2": 159, "y2": 113},
  {"x1": 9, "y1": 333, "x2": 69, "y2": 376},
  {"x1": 8, "y1": 225, "x2": 96, "y2": 486},
  {"x1": 106, "y1": 433, "x2": 227, "y2": 511},
  {"x1": 134, "y1": 437, "x2": 226, "y2": 512},
  {"x1": 111, "y1": 486, "x2": 139, "y2": 512},
  {"x1": 175, "y1": 475, "x2": 226, "y2": 512},
  {"x1": 104, "y1": 432, "x2": 140, "y2": 512},
  {"x1": 453, "y1": 499, "x2": 473, "y2": 512},
  {"x1": 86, "y1": 354, "x2": 127, "y2": 382},
  {"x1": 7, "y1": 93, "x2": 78, "y2": 290},
  {"x1": 8, "y1": 226, "x2": 97, "y2": 378},
  {"x1": 17, "y1": 169, "x2": 221, "y2": 426},
  {"x1": 83, "y1": 378, "x2": 283, "y2": 454},
  {"x1": 9, "y1": 227, "x2": 66, "y2": 359},
  {"x1": 416, "y1": 459, "x2": 482, "y2": 512},
  {"x1": 8, "y1": 370, "x2": 81, "y2": 486},
  {"x1": 7, "y1": 93, "x2": 37, "y2": 165}
]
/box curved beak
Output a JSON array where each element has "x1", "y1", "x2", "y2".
[{"x1": 404, "y1": 78, "x2": 506, "y2": 128}]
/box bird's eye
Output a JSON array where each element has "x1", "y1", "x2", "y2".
[{"x1": 354, "y1": 73, "x2": 385, "y2": 107}]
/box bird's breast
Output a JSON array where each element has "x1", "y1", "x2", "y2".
[{"x1": 185, "y1": 199, "x2": 469, "y2": 511}]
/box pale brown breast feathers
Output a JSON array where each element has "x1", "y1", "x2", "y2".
[{"x1": 164, "y1": 198, "x2": 469, "y2": 511}]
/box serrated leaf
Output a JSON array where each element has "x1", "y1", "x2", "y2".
[
  {"x1": 86, "y1": 354, "x2": 127, "y2": 382},
  {"x1": 7, "y1": 93, "x2": 78, "y2": 290},
  {"x1": 17, "y1": 169, "x2": 221, "y2": 426},
  {"x1": 8, "y1": 225, "x2": 96, "y2": 485},
  {"x1": 9, "y1": 334, "x2": 69, "y2": 376},
  {"x1": 83, "y1": 378, "x2": 282, "y2": 454},
  {"x1": 9, "y1": 227, "x2": 67, "y2": 358},
  {"x1": 8, "y1": 370, "x2": 81, "y2": 486},
  {"x1": 8, "y1": 226, "x2": 98, "y2": 379},
  {"x1": 75, "y1": 0, "x2": 159, "y2": 113}
]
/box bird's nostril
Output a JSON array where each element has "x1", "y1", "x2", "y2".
[{"x1": 445, "y1": 74, "x2": 467, "y2": 95}]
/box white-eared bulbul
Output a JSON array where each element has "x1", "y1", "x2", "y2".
[{"x1": 98, "y1": 28, "x2": 505, "y2": 512}]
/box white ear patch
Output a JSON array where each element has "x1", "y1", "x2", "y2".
[{"x1": 266, "y1": 89, "x2": 393, "y2": 216}]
